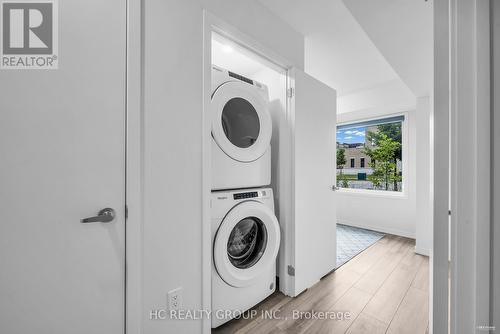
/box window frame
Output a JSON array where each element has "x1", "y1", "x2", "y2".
[{"x1": 336, "y1": 112, "x2": 409, "y2": 198}]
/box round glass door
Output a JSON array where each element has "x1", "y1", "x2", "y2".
[
  {"x1": 211, "y1": 81, "x2": 272, "y2": 162},
  {"x1": 213, "y1": 200, "x2": 280, "y2": 287},
  {"x1": 221, "y1": 98, "x2": 260, "y2": 148},
  {"x1": 227, "y1": 217, "x2": 267, "y2": 269}
]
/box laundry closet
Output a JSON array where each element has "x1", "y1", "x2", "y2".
[
  {"x1": 207, "y1": 30, "x2": 338, "y2": 330},
  {"x1": 209, "y1": 33, "x2": 285, "y2": 328}
]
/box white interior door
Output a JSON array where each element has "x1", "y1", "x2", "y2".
[
  {"x1": 289, "y1": 68, "x2": 337, "y2": 296},
  {"x1": 0, "y1": 1, "x2": 126, "y2": 333}
]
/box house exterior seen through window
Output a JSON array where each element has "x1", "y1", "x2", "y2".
[{"x1": 336, "y1": 116, "x2": 404, "y2": 192}]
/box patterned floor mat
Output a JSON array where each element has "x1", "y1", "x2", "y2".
[{"x1": 337, "y1": 224, "x2": 385, "y2": 268}]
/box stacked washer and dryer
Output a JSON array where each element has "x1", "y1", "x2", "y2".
[{"x1": 210, "y1": 65, "x2": 281, "y2": 328}]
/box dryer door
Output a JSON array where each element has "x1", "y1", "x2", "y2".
[
  {"x1": 211, "y1": 81, "x2": 271, "y2": 162},
  {"x1": 214, "y1": 201, "x2": 280, "y2": 288}
]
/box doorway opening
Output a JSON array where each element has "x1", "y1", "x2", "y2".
[{"x1": 209, "y1": 31, "x2": 289, "y2": 332}]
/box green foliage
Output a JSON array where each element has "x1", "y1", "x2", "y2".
[
  {"x1": 366, "y1": 122, "x2": 403, "y2": 191},
  {"x1": 337, "y1": 148, "x2": 346, "y2": 169},
  {"x1": 364, "y1": 133, "x2": 401, "y2": 191},
  {"x1": 337, "y1": 173, "x2": 349, "y2": 188},
  {"x1": 366, "y1": 123, "x2": 402, "y2": 160},
  {"x1": 336, "y1": 148, "x2": 348, "y2": 187},
  {"x1": 342, "y1": 178, "x2": 349, "y2": 188}
]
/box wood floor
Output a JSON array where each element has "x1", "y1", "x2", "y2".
[{"x1": 212, "y1": 235, "x2": 429, "y2": 334}]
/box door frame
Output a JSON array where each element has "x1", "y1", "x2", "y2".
[
  {"x1": 202, "y1": 11, "x2": 293, "y2": 334},
  {"x1": 492, "y1": 0, "x2": 500, "y2": 328},
  {"x1": 449, "y1": 0, "x2": 491, "y2": 333},
  {"x1": 125, "y1": 1, "x2": 494, "y2": 333},
  {"x1": 125, "y1": 0, "x2": 142, "y2": 333},
  {"x1": 432, "y1": 2, "x2": 450, "y2": 332},
  {"x1": 433, "y1": 1, "x2": 492, "y2": 333}
]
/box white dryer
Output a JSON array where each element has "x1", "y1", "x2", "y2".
[
  {"x1": 211, "y1": 65, "x2": 272, "y2": 190},
  {"x1": 211, "y1": 188, "x2": 280, "y2": 328}
]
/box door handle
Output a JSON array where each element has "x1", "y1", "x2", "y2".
[
  {"x1": 332, "y1": 185, "x2": 339, "y2": 191},
  {"x1": 81, "y1": 208, "x2": 116, "y2": 223}
]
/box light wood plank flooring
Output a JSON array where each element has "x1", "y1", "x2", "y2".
[{"x1": 212, "y1": 235, "x2": 429, "y2": 334}]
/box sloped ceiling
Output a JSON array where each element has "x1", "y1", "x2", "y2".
[
  {"x1": 342, "y1": 0, "x2": 433, "y2": 97},
  {"x1": 258, "y1": 0, "x2": 432, "y2": 100},
  {"x1": 258, "y1": 0, "x2": 402, "y2": 95}
]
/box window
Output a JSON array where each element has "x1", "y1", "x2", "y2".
[{"x1": 336, "y1": 115, "x2": 404, "y2": 192}]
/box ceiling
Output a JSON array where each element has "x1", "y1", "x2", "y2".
[
  {"x1": 343, "y1": 0, "x2": 433, "y2": 97},
  {"x1": 257, "y1": 0, "x2": 432, "y2": 98},
  {"x1": 212, "y1": 38, "x2": 265, "y2": 78}
]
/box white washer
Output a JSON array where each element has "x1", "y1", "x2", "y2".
[
  {"x1": 211, "y1": 188, "x2": 280, "y2": 328},
  {"x1": 211, "y1": 65, "x2": 272, "y2": 190}
]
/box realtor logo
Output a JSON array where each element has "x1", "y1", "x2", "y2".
[{"x1": 1, "y1": 0, "x2": 58, "y2": 69}]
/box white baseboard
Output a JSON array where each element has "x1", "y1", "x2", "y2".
[
  {"x1": 337, "y1": 219, "x2": 416, "y2": 239},
  {"x1": 414, "y1": 246, "x2": 431, "y2": 257}
]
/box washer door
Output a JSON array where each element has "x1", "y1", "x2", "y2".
[
  {"x1": 214, "y1": 201, "x2": 280, "y2": 287},
  {"x1": 211, "y1": 81, "x2": 271, "y2": 162}
]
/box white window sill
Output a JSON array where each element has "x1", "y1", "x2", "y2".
[{"x1": 336, "y1": 187, "x2": 408, "y2": 199}]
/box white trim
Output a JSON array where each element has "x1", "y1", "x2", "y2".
[
  {"x1": 337, "y1": 188, "x2": 408, "y2": 199},
  {"x1": 491, "y1": 0, "x2": 500, "y2": 328},
  {"x1": 432, "y1": 1, "x2": 451, "y2": 332},
  {"x1": 449, "y1": 0, "x2": 491, "y2": 333},
  {"x1": 414, "y1": 246, "x2": 431, "y2": 257},
  {"x1": 202, "y1": 12, "x2": 212, "y2": 334},
  {"x1": 337, "y1": 219, "x2": 415, "y2": 239},
  {"x1": 336, "y1": 110, "x2": 410, "y2": 127},
  {"x1": 472, "y1": 2, "x2": 491, "y2": 330},
  {"x1": 281, "y1": 68, "x2": 295, "y2": 297},
  {"x1": 202, "y1": 10, "x2": 292, "y2": 334},
  {"x1": 125, "y1": 0, "x2": 142, "y2": 332}
]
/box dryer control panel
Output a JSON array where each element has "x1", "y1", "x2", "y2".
[
  {"x1": 228, "y1": 71, "x2": 254, "y2": 85},
  {"x1": 233, "y1": 191, "x2": 258, "y2": 200},
  {"x1": 233, "y1": 190, "x2": 269, "y2": 200}
]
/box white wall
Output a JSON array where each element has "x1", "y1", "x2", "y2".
[
  {"x1": 335, "y1": 95, "x2": 434, "y2": 246},
  {"x1": 337, "y1": 79, "x2": 415, "y2": 115},
  {"x1": 306, "y1": 29, "x2": 419, "y2": 239},
  {"x1": 141, "y1": 1, "x2": 303, "y2": 333},
  {"x1": 336, "y1": 107, "x2": 417, "y2": 238},
  {"x1": 415, "y1": 96, "x2": 433, "y2": 256},
  {"x1": 252, "y1": 68, "x2": 287, "y2": 214},
  {"x1": 311, "y1": 42, "x2": 434, "y2": 244}
]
